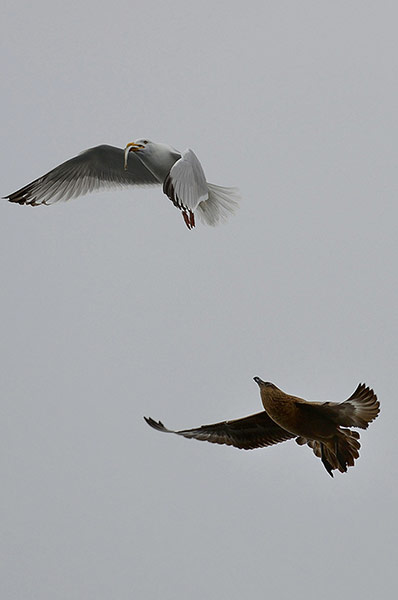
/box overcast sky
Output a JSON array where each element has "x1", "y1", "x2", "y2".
[{"x1": 1, "y1": 1, "x2": 397, "y2": 599}]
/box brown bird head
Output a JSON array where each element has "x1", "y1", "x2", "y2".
[
  {"x1": 253, "y1": 378, "x2": 285, "y2": 407},
  {"x1": 253, "y1": 377, "x2": 279, "y2": 390}
]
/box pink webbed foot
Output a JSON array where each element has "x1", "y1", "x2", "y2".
[{"x1": 182, "y1": 210, "x2": 195, "y2": 230}]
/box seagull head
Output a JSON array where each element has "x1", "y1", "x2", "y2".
[
  {"x1": 124, "y1": 139, "x2": 182, "y2": 179},
  {"x1": 124, "y1": 139, "x2": 151, "y2": 169}
]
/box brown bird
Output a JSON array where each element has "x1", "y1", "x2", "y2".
[{"x1": 145, "y1": 379, "x2": 380, "y2": 476}]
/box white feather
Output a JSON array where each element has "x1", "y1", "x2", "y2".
[
  {"x1": 167, "y1": 149, "x2": 209, "y2": 210},
  {"x1": 197, "y1": 183, "x2": 240, "y2": 226}
]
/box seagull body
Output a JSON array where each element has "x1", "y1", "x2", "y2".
[
  {"x1": 145, "y1": 379, "x2": 380, "y2": 476},
  {"x1": 4, "y1": 139, "x2": 240, "y2": 229}
]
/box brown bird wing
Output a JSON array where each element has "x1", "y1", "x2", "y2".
[
  {"x1": 144, "y1": 411, "x2": 295, "y2": 450},
  {"x1": 295, "y1": 383, "x2": 380, "y2": 429}
]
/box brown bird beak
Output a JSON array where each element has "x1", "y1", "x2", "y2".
[
  {"x1": 124, "y1": 142, "x2": 145, "y2": 170},
  {"x1": 253, "y1": 377, "x2": 264, "y2": 386}
]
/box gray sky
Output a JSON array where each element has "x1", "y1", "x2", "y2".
[{"x1": 1, "y1": 1, "x2": 397, "y2": 598}]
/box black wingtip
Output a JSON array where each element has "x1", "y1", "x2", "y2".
[
  {"x1": 4, "y1": 194, "x2": 33, "y2": 205},
  {"x1": 143, "y1": 417, "x2": 168, "y2": 432}
]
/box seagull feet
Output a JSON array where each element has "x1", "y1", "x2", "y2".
[{"x1": 182, "y1": 210, "x2": 195, "y2": 230}]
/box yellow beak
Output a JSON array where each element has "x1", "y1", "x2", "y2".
[{"x1": 124, "y1": 142, "x2": 144, "y2": 170}]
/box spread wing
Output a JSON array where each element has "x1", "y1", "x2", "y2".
[
  {"x1": 295, "y1": 383, "x2": 380, "y2": 429},
  {"x1": 4, "y1": 145, "x2": 159, "y2": 206},
  {"x1": 163, "y1": 149, "x2": 209, "y2": 212},
  {"x1": 144, "y1": 411, "x2": 295, "y2": 450}
]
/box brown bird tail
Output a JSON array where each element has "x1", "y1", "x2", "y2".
[{"x1": 296, "y1": 428, "x2": 361, "y2": 476}]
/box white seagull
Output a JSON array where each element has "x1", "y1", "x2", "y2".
[{"x1": 4, "y1": 139, "x2": 240, "y2": 229}]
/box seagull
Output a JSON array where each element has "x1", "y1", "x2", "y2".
[
  {"x1": 3, "y1": 139, "x2": 240, "y2": 229},
  {"x1": 145, "y1": 379, "x2": 380, "y2": 476}
]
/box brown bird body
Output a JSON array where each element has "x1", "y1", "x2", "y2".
[
  {"x1": 257, "y1": 381, "x2": 346, "y2": 439},
  {"x1": 145, "y1": 379, "x2": 380, "y2": 476}
]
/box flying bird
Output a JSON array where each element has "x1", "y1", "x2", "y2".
[
  {"x1": 4, "y1": 139, "x2": 240, "y2": 229},
  {"x1": 145, "y1": 379, "x2": 380, "y2": 476}
]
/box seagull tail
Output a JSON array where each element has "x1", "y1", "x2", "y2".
[{"x1": 197, "y1": 183, "x2": 240, "y2": 226}]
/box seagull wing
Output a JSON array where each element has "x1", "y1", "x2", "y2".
[
  {"x1": 294, "y1": 383, "x2": 380, "y2": 429},
  {"x1": 144, "y1": 411, "x2": 295, "y2": 450},
  {"x1": 162, "y1": 149, "x2": 209, "y2": 212},
  {"x1": 4, "y1": 145, "x2": 159, "y2": 206}
]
